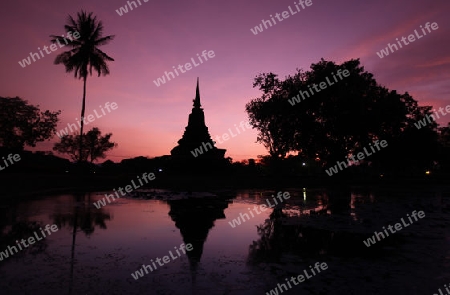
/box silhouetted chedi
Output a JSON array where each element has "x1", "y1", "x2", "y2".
[{"x1": 170, "y1": 78, "x2": 227, "y2": 173}]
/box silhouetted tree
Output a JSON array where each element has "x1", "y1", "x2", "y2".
[
  {"x1": 246, "y1": 58, "x2": 440, "y2": 176},
  {"x1": 245, "y1": 72, "x2": 293, "y2": 159},
  {"x1": 51, "y1": 11, "x2": 115, "y2": 162},
  {"x1": 437, "y1": 123, "x2": 450, "y2": 172},
  {"x1": 0, "y1": 96, "x2": 60, "y2": 150},
  {"x1": 53, "y1": 127, "x2": 117, "y2": 163},
  {"x1": 439, "y1": 123, "x2": 450, "y2": 147}
]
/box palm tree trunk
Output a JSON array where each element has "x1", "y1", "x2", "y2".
[
  {"x1": 79, "y1": 75, "x2": 87, "y2": 163},
  {"x1": 69, "y1": 193, "x2": 80, "y2": 295}
]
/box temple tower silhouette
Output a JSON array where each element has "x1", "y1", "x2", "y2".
[{"x1": 169, "y1": 78, "x2": 227, "y2": 173}]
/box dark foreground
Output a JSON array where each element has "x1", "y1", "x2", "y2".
[{"x1": 0, "y1": 186, "x2": 449, "y2": 294}]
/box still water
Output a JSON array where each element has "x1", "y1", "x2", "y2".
[{"x1": 0, "y1": 187, "x2": 449, "y2": 295}]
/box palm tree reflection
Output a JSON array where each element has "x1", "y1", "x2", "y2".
[{"x1": 50, "y1": 192, "x2": 111, "y2": 295}]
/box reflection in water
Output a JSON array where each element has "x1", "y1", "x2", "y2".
[
  {"x1": 248, "y1": 212, "x2": 284, "y2": 263},
  {"x1": 0, "y1": 221, "x2": 49, "y2": 259},
  {"x1": 50, "y1": 192, "x2": 111, "y2": 236},
  {"x1": 349, "y1": 190, "x2": 376, "y2": 221},
  {"x1": 50, "y1": 192, "x2": 112, "y2": 295},
  {"x1": 248, "y1": 188, "x2": 393, "y2": 265},
  {"x1": 0, "y1": 188, "x2": 444, "y2": 294},
  {"x1": 248, "y1": 215, "x2": 370, "y2": 265},
  {"x1": 0, "y1": 204, "x2": 49, "y2": 261},
  {"x1": 167, "y1": 196, "x2": 231, "y2": 285},
  {"x1": 327, "y1": 186, "x2": 351, "y2": 215}
]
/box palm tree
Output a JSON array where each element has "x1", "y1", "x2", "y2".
[{"x1": 50, "y1": 10, "x2": 114, "y2": 163}]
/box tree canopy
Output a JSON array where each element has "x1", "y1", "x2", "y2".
[
  {"x1": 53, "y1": 127, "x2": 117, "y2": 163},
  {"x1": 0, "y1": 96, "x2": 60, "y2": 150},
  {"x1": 245, "y1": 58, "x2": 439, "y2": 174}
]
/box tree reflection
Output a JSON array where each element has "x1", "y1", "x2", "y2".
[
  {"x1": 49, "y1": 192, "x2": 111, "y2": 295},
  {"x1": 0, "y1": 220, "x2": 49, "y2": 260},
  {"x1": 248, "y1": 194, "x2": 378, "y2": 265},
  {"x1": 50, "y1": 192, "x2": 111, "y2": 236}
]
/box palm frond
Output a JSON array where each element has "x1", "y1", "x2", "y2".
[
  {"x1": 50, "y1": 10, "x2": 114, "y2": 79},
  {"x1": 94, "y1": 35, "x2": 115, "y2": 47}
]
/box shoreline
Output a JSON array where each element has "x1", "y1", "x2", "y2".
[{"x1": 1, "y1": 172, "x2": 450, "y2": 200}]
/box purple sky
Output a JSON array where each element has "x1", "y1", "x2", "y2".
[{"x1": 1, "y1": 0, "x2": 449, "y2": 162}]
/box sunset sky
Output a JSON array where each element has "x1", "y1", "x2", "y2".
[{"x1": 1, "y1": 0, "x2": 449, "y2": 162}]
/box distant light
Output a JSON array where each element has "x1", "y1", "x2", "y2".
[
  {"x1": 158, "y1": 168, "x2": 163, "y2": 172},
  {"x1": 65, "y1": 170, "x2": 69, "y2": 173},
  {"x1": 302, "y1": 162, "x2": 306, "y2": 166},
  {"x1": 380, "y1": 174, "x2": 384, "y2": 177},
  {"x1": 425, "y1": 170, "x2": 430, "y2": 175}
]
